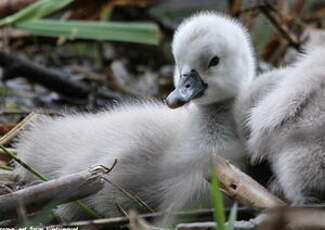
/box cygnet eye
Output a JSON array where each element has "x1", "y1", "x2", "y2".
[{"x1": 208, "y1": 56, "x2": 219, "y2": 68}]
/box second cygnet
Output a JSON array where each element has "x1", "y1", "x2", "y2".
[{"x1": 235, "y1": 46, "x2": 325, "y2": 204}]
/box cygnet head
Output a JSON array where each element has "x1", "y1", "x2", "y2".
[{"x1": 166, "y1": 12, "x2": 255, "y2": 108}]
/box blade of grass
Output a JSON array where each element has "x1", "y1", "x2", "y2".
[
  {"x1": 0, "y1": 165, "x2": 13, "y2": 171},
  {"x1": 227, "y1": 202, "x2": 238, "y2": 230},
  {"x1": 0, "y1": 145, "x2": 99, "y2": 218},
  {"x1": 210, "y1": 168, "x2": 226, "y2": 230},
  {"x1": 0, "y1": 0, "x2": 73, "y2": 26},
  {"x1": 14, "y1": 19, "x2": 159, "y2": 45},
  {"x1": 0, "y1": 145, "x2": 48, "y2": 181},
  {"x1": 75, "y1": 200, "x2": 100, "y2": 218}
]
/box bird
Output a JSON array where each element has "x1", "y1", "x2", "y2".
[
  {"x1": 14, "y1": 12, "x2": 255, "y2": 221},
  {"x1": 235, "y1": 45, "x2": 325, "y2": 205}
]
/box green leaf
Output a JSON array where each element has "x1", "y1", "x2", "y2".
[
  {"x1": 14, "y1": 19, "x2": 159, "y2": 45},
  {"x1": 0, "y1": 0, "x2": 73, "y2": 26},
  {"x1": 210, "y1": 168, "x2": 226, "y2": 230},
  {"x1": 227, "y1": 203, "x2": 238, "y2": 230}
]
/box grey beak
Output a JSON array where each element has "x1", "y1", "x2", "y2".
[{"x1": 166, "y1": 70, "x2": 207, "y2": 109}]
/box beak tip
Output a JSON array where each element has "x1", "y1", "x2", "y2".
[{"x1": 165, "y1": 94, "x2": 185, "y2": 109}]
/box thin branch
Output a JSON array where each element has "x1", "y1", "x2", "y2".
[
  {"x1": 57, "y1": 209, "x2": 216, "y2": 228},
  {"x1": 208, "y1": 155, "x2": 285, "y2": 208},
  {"x1": 259, "y1": 5, "x2": 301, "y2": 50},
  {"x1": 176, "y1": 221, "x2": 255, "y2": 230},
  {"x1": 0, "y1": 166, "x2": 108, "y2": 220},
  {"x1": 0, "y1": 50, "x2": 91, "y2": 99}
]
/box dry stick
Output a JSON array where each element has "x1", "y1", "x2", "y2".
[
  {"x1": 0, "y1": 112, "x2": 38, "y2": 146},
  {"x1": 0, "y1": 50, "x2": 91, "y2": 99},
  {"x1": 58, "y1": 209, "x2": 216, "y2": 228},
  {"x1": 208, "y1": 155, "x2": 285, "y2": 208},
  {"x1": 0, "y1": 166, "x2": 107, "y2": 220},
  {"x1": 176, "y1": 221, "x2": 255, "y2": 230},
  {"x1": 59, "y1": 208, "x2": 255, "y2": 229},
  {"x1": 0, "y1": 146, "x2": 105, "y2": 218},
  {"x1": 259, "y1": 5, "x2": 301, "y2": 51}
]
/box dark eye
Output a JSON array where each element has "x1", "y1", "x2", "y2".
[{"x1": 208, "y1": 56, "x2": 219, "y2": 68}]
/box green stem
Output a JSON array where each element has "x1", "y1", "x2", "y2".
[{"x1": 0, "y1": 165, "x2": 13, "y2": 171}]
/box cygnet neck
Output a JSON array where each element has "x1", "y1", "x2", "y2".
[{"x1": 190, "y1": 98, "x2": 238, "y2": 143}]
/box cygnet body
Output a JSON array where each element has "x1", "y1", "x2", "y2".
[
  {"x1": 15, "y1": 12, "x2": 255, "y2": 220},
  {"x1": 235, "y1": 46, "x2": 325, "y2": 204}
]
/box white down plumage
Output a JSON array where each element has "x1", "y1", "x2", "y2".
[
  {"x1": 235, "y1": 45, "x2": 325, "y2": 204},
  {"x1": 15, "y1": 12, "x2": 255, "y2": 220}
]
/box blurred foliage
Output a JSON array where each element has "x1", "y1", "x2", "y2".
[{"x1": 0, "y1": 0, "x2": 159, "y2": 45}]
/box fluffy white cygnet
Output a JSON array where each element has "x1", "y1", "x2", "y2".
[
  {"x1": 235, "y1": 45, "x2": 325, "y2": 204},
  {"x1": 15, "y1": 12, "x2": 255, "y2": 220}
]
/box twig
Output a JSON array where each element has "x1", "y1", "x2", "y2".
[
  {"x1": 176, "y1": 221, "x2": 255, "y2": 230},
  {"x1": 3, "y1": 145, "x2": 107, "y2": 218},
  {"x1": 0, "y1": 50, "x2": 91, "y2": 99},
  {"x1": 0, "y1": 109, "x2": 61, "y2": 116},
  {"x1": 57, "y1": 209, "x2": 216, "y2": 228},
  {"x1": 208, "y1": 155, "x2": 285, "y2": 208},
  {"x1": 259, "y1": 5, "x2": 301, "y2": 50},
  {"x1": 0, "y1": 112, "x2": 38, "y2": 146},
  {"x1": 0, "y1": 166, "x2": 107, "y2": 220},
  {"x1": 58, "y1": 208, "x2": 254, "y2": 229}
]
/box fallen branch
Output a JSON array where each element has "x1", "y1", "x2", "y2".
[
  {"x1": 208, "y1": 155, "x2": 285, "y2": 208},
  {"x1": 0, "y1": 166, "x2": 107, "y2": 220},
  {"x1": 0, "y1": 50, "x2": 91, "y2": 99}
]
